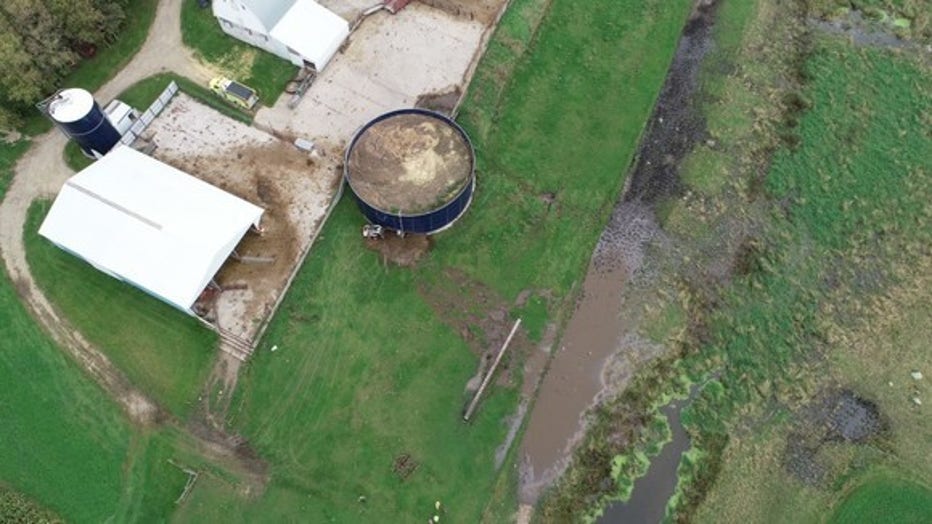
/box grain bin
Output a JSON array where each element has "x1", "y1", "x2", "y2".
[
  {"x1": 47, "y1": 88, "x2": 121, "y2": 158},
  {"x1": 344, "y1": 109, "x2": 475, "y2": 235}
]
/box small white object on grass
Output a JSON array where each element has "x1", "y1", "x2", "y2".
[
  {"x1": 913, "y1": 397, "x2": 922, "y2": 406},
  {"x1": 271, "y1": 345, "x2": 278, "y2": 352},
  {"x1": 911, "y1": 371, "x2": 923, "y2": 380}
]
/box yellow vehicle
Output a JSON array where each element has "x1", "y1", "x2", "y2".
[{"x1": 209, "y1": 76, "x2": 259, "y2": 110}]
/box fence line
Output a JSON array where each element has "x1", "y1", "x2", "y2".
[{"x1": 120, "y1": 81, "x2": 179, "y2": 145}]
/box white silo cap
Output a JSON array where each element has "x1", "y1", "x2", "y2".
[{"x1": 48, "y1": 88, "x2": 95, "y2": 123}]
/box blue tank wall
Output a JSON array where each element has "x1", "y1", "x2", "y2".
[
  {"x1": 345, "y1": 108, "x2": 476, "y2": 235},
  {"x1": 352, "y1": 177, "x2": 475, "y2": 235},
  {"x1": 59, "y1": 100, "x2": 121, "y2": 157}
]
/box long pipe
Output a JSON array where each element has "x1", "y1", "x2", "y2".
[{"x1": 464, "y1": 318, "x2": 521, "y2": 421}]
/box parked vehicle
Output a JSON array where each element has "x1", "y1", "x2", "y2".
[{"x1": 209, "y1": 76, "x2": 259, "y2": 110}]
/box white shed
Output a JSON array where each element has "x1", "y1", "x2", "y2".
[
  {"x1": 212, "y1": 0, "x2": 350, "y2": 71},
  {"x1": 38, "y1": 145, "x2": 264, "y2": 313}
]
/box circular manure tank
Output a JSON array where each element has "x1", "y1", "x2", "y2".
[{"x1": 344, "y1": 108, "x2": 475, "y2": 235}]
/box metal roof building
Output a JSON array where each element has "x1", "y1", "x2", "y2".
[
  {"x1": 39, "y1": 146, "x2": 264, "y2": 313},
  {"x1": 213, "y1": 0, "x2": 349, "y2": 71}
]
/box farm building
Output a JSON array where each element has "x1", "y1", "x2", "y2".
[
  {"x1": 39, "y1": 145, "x2": 264, "y2": 314},
  {"x1": 212, "y1": 0, "x2": 350, "y2": 71}
]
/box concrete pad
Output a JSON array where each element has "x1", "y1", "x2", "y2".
[
  {"x1": 140, "y1": 93, "x2": 342, "y2": 342},
  {"x1": 256, "y1": 3, "x2": 486, "y2": 147}
]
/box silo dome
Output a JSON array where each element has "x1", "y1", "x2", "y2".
[{"x1": 48, "y1": 88, "x2": 121, "y2": 158}]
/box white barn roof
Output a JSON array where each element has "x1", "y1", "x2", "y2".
[
  {"x1": 39, "y1": 146, "x2": 263, "y2": 312},
  {"x1": 269, "y1": 0, "x2": 349, "y2": 70}
]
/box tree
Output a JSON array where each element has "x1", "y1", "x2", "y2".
[{"x1": 0, "y1": 0, "x2": 128, "y2": 131}]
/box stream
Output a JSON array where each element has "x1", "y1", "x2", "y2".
[
  {"x1": 597, "y1": 385, "x2": 700, "y2": 523},
  {"x1": 517, "y1": 0, "x2": 721, "y2": 517}
]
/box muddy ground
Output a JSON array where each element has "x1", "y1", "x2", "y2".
[
  {"x1": 419, "y1": 0, "x2": 507, "y2": 25},
  {"x1": 141, "y1": 94, "x2": 343, "y2": 342},
  {"x1": 784, "y1": 389, "x2": 887, "y2": 485},
  {"x1": 416, "y1": 268, "x2": 552, "y2": 399}
]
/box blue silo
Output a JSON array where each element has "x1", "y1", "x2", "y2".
[
  {"x1": 47, "y1": 88, "x2": 121, "y2": 158},
  {"x1": 344, "y1": 109, "x2": 475, "y2": 235}
]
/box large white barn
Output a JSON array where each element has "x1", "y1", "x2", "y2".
[
  {"x1": 39, "y1": 146, "x2": 264, "y2": 314},
  {"x1": 212, "y1": 0, "x2": 350, "y2": 71}
]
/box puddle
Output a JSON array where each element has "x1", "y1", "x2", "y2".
[
  {"x1": 810, "y1": 11, "x2": 913, "y2": 49},
  {"x1": 518, "y1": 0, "x2": 720, "y2": 506},
  {"x1": 597, "y1": 384, "x2": 700, "y2": 524}
]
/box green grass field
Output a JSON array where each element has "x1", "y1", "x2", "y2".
[
  {"x1": 676, "y1": 19, "x2": 931, "y2": 524},
  {"x1": 180, "y1": 1, "x2": 295, "y2": 107},
  {"x1": 0, "y1": 141, "x2": 200, "y2": 523},
  {"x1": 24, "y1": 202, "x2": 217, "y2": 418},
  {"x1": 830, "y1": 477, "x2": 932, "y2": 524},
  {"x1": 0, "y1": 247, "x2": 131, "y2": 522},
  {"x1": 186, "y1": 0, "x2": 693, "y2": 520}
]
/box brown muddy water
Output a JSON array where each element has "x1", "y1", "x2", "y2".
[{"x1": 518, "y1": 0, "x2": 720, "y2": 512}]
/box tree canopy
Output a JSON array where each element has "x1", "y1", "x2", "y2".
[{"x1": 0, "y1": 0, "x2": 127, "y2": 130}]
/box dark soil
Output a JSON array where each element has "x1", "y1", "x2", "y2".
[
  {"x1": 784, "y1": 389, "x2": 887, "y2": 484},
  {"x1": 623, "y1": 0, "x2": 718, "y2": 204},
  {"x1": 418, "y1": 268, "x2": 531, "y2": 387},
  {"x1": 415, "y1": 86, "x2": 462, "y2": 116},
  {"x1": 364, "y1": 233, "x2": 432, "y2": 267}
]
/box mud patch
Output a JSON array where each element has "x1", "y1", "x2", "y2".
[
  {"x1": 784, "y1": 389, "x2": 887, "y2": 485},
  {"x1": 415, "y1": 86, "x2": 462, "y2": 115},
  {"x1": 142, "y1": 93, "x2": 343, "y2": 342},
  {"x1": 623, "y1": 0, "x2": 718, "y2": 204},
  {"x1": 365, "y1": 234, "x2": 432, "y2": 267},
  {"x1": 811, "y1": 10, "x2": 918, "y2": 49},
  {"x1": 419, "y1": 268, "x2": 533, "y2": 394},
  {"x1": 419, "y1": 0, "x2": 507, "y2": 25}
]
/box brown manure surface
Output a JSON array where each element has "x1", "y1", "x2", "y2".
[{"x1": 347, "y1": 113, "x2": 472, "y2": 214}]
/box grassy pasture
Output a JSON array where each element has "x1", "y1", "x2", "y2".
[
  {"x1": 180, "y1": 1, "x2": 295, "y2": 107},
  {"x1": 24, "y1": 201, "x2": 217, "y2": 419},
  {"x1": 0, "y1": 256, "x2": 130, "y2": 523},
  {"x1": 830, "y1": 477, "x2": 932, "y2": 524},
  {"x1": 681, "y1": 29, "x2": 931, "y2": 524},
  {"x1": 209, "y1": 0, "x2": 693, "y2": 520},
  {"x1": 536, "y1": 0, "x2": 932, "y2": 519}
]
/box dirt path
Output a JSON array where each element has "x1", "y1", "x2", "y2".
[{"x1": 0, "y1": 0, "x2": 262, "y2": 481}]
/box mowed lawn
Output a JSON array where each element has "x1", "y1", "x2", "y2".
[
  {"x1": 830, "y1": 477, "x2": 932, "y2": 524},
  {"x1": 223, "y1": 0, "x2": 693, "y2": 521},
  {"x1": 0, "y1": 143, "x2": 192, "y2": 523},
  {"x1": 24, "y1": 202, "x2": 217, "y2": 418}
]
